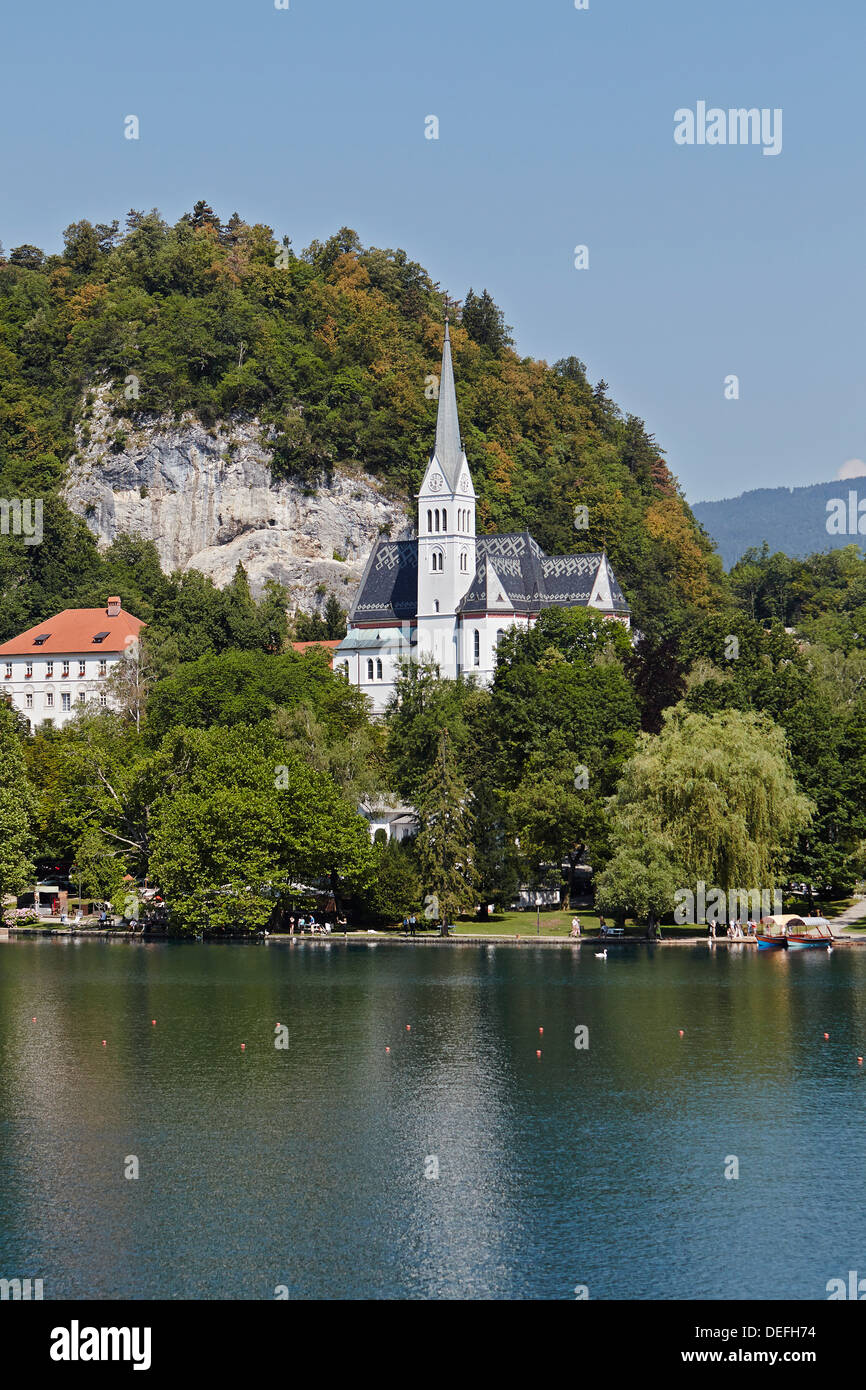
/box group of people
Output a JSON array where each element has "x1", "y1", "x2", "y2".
[
  {"x1": 707, "y1": 919, "x2": 758, "y2": 939},
  {"x1": 287, "y1": 916, "x2": 346, "y2": 935}
]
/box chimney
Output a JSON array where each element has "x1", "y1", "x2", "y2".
[{"x1": 107, "y1": 596, "x2": 121, "y2": 618}]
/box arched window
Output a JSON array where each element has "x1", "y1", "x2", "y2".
[
  {"x1": 431, "y1": 549, "x2": 443, "y2": 572},
  {"x1": 473, "y1": 629, "x2": 480, "y2": 666},
  {"x1": 460, "y1": 549, "x2": 468, "y2": 573},
  {"x1": 442, "y1": 508, "x2": 447, "y2": 531},
  {"x1": 366, "y1": 659, "x2": 374, "y2": 681},
  {"x1": 433, "y1": 600, "x2": 440, "y2": 612},
  {"x1": 496, "y1": 628, "x2": 505, "y2": 645},
  {"x1": 434, "y1": 509, "x2": 440, "y2": 532},
  {"x1": 376, "y1": 659, "x2": 383, "y2": 680},
  {"x1": 427, "y1": 509, "x2": 432, "y2": 533}
]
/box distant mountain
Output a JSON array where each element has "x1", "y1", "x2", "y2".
[{"x1": 692, "y1": 481, "x2": 866, "y2": 570}]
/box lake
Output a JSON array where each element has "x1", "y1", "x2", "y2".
[{"x1": 1, "y1": 937, "x2": 863, "y2": 1300}]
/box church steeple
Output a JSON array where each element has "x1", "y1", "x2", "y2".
[{"x1": 433, "y1": 319, "x2": 465, "y2": 491}]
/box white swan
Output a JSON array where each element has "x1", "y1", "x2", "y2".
[{"x1": 595, "y1": 949, "x2": 607, "y2": 959}]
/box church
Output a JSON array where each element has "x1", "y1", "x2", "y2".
[{"x1": 335, "y1": 322, "x2": 631, "y2": 713}]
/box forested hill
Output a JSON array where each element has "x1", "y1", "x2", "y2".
[
  {"x1": 693, "y1": 481, "x2": 866, "y2": 570},
  {"x1": 0, "y1": 202, "x2": 724, "y2": 640}
]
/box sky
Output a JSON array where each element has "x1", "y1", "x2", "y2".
[{"x1": 1, "y1": 0, "x2": 864, "y2": 503}]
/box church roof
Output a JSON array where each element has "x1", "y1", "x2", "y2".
[
  {"x1": 348, "y1": 532, "x2": 630, "y2": 623},
  {"x1": 347, "y1": 539, "x2": 418, "y2": 624}
]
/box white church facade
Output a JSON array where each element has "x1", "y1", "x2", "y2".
[{"x1": 335, "y1": 322, "x2": 630, "y2": 714}]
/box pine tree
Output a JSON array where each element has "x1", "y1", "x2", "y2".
[{"x1": 413, "y1": 728, "x2": 477, "y2": 927}]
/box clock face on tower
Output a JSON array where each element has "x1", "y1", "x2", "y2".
[
  {"x1": 458, "y1": 472, "x2": 471, "y2": 493},
  {"x1": 429, "y1": 472, "x2": 443, "y2": 492}
]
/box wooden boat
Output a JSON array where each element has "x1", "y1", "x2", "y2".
[
  {"x1": 756, "y1": 914, "x2": 792, "y2": 950},
  {"x1": 786, "y1": 917, "x2": 834, "y2": 950},
  {"x1": 757, "y1": 914, "x2": 835, "y2": 951},
  {"x1": 756, "y1": 934, "x2": 787, "y2": 951}
]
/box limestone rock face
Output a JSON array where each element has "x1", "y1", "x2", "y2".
[{"x1": 62, "y1": 387, "x2": 413, "y2": 609}]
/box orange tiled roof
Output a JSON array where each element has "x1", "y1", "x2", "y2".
[
  {"x1": 0, "y1": 608, "x2": 144, "y2": 657},
  {"x1": 291, "y1": 640, "x2": 342, "y2": 657}
]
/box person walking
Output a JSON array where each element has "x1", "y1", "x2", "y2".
[{"x1": 570, "y1": 916, "x2": 581, "y2": 939}]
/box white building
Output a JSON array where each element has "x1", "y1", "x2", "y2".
[
  {"x1": 335, "y1": 322, "x2": 631, "y2": 713},
  {"x1": 0, "y1": 597, "x2": 143, "y2": 731}
]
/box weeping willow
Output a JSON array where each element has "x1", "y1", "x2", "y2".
[{"x1": 608, "y1": 707, "x2": 813, "y2": 891}]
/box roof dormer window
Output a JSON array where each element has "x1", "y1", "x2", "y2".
[{"x1": 92, "y1": 631, "x2": 110, "y2": 643}]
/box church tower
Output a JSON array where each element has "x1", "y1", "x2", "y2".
[{"x1": 416, "y1": 320, "x2": 477, "y2": 675}]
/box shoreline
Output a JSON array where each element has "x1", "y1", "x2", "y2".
[{"x1": 3, "y1": 926, "x2": 864, "y2": 948}]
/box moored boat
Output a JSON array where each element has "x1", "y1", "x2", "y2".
[{"x1": 787, "y1": 917, "x2": 835, "y2": 950}]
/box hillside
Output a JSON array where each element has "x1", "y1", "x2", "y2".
[
  {"x1": 693, "y1": 481, "x2": 865, "y2": 570},
  {"x1": 0, "y1": 203, "x2": 724, "y2": 641}
]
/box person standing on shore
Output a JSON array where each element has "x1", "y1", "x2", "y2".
[{"x1": 571, "y1": 917, "x2": 581, "y2": 938}]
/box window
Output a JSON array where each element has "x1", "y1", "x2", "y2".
[
  {"x1": 431, "y1": 550, "x2": 443, "y2": 572},
  {"x1": 99, "y1": 693, "x2": 108, "y2": 708},
  {"x1": 78, "y1": 662, "x2": 86, "y2": 678},
  {"x1": 376, "y1": 659, "x2": 383, "y2": 680},
  {"x1": 46, "y1": 661, "x2": 53, "y2": 677},
  {"x1": 4, "y1": 663, "x2": 11, "y2": 678},
  {"x1": 434, "y1": 509, "x2": 440, "y2": 532},
  {"x1": 25, "y1": 692, "x2": 33, "y2": 709},
  {"x1": 98, "y1": 659, "x2": 107, "y2": 677},
  {"x1": 46, "y1": 692, "x2": 54, "y2": 708},
  {"x1": 62, "y1": 661, "x2": 70, "y2": 678},
  {"x1": 367, "y1": 659, "x2": 374, "y2": 681},
  {"x1": 497, "y1": 628, "x2": 505, "y2": 645},
  {"x1": 25, "y1": 662, "x2": 33, "y2": 678},
  {"x1": 433, "y1": 600, "x2": 440, "y2": 613},
  {"x1": 427, "y1": 509, "x2": 432, "y2": 533},
  {"x1": 442, "y1": 509, "x2": 447, "y2": 531},
  {"x1": 460, "y1": 550, "x2": 468, "y2": 573},
  {"x1": 61, "y1": 693, "x2": 71, "y2": 712},
  {"x1": 473, "y1": 629, "x2": 480, "y2": 666},
  {"x1": 77, "y1": 690, "x2": 86, "y2": 704}
]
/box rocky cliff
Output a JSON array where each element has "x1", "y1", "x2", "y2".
[{"x1": 62, "y1": 388, "x2": 413, "y2": 610}]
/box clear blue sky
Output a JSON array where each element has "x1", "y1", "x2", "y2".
[{"x1": 1, "y1": 0, "x2": 863, "y2": 502}]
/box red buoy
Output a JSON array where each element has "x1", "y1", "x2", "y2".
[
  {"x1": 858, "y1": 1057, "x2": 863, "y2": 1065},
  {"x1": 385, "y1": 1046, "x2": 391, "y2": 1053},
  {"x1": 823, "y1": 1032, "x2": 829, "y2": 1040},
  {"x1": 406, "y1": 1024, "x2": 411, "y2": 1031},
  {"x1": 678, "y1": 1029, "x2": 684, "y2": 1036},
  {"x1": 151, "y1": 1019, "x2": 156, "y2": 1026},
  {"x1": 539, "y1": 1027, "x2": 544, "y2": 1035},
  {"x1": 241, "y1": 1043, "x2": 246, "y2": 1050}
]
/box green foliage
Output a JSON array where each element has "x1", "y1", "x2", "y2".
[
  {"x1": 0, "y1": 703, "x2": 36, "y2": 908},
  {"x1": 353, "y1": 837, "x2": 421, "y2": 923},
  {"x1": 604, "y1": 706, "x2": 813, "y2": 897},
  {"x1": 148, "y1": 725, "x2": 375, "y2": 931},
  {"x1": 413, "y1": 729, "x2": 477, "y2": 925},
  {"x1": 144, "y1": 647, "x2": 366, "y2": 742}
]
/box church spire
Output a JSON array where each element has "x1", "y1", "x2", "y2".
[{"x1": 433, "y1": 318, "x2": 465, "y2": 491}]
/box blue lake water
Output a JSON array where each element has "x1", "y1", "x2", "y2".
[{"x1": 1, "y1": 937, "x2": 864, "y2": 1300}]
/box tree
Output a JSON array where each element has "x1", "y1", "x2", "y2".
[
  {"x1": 594, "y1": 842, "x2": 682, "y2": 928},
  {"x1": 605, "y1": 707, "x2": 813, "y2": 897},
  {"x1": 148, "y1": 726, "x2": 375, "y2": 932},
  {"x1": 0, "y1": 704, "x2": 37, "y2": 913},
  {"x1": 461, "y1": 289, "x2": 512, "y2": 353},
  {"x1": 413, "y1": 729, "x2": 477, "y2": 927}
]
